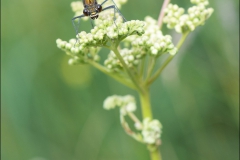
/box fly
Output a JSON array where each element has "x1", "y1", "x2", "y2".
[{"x1": 72, "y1": 0, "x2": 126, "y2": 40}]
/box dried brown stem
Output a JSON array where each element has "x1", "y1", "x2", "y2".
[{"x1": 157, "y1": 0, "x2": 170, "y2": 29}]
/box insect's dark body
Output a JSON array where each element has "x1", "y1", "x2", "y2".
[
  {"x1": 83, "y1": 0, "x2": 102, "y2": 19},
  {"x1": 72, "y1": 0, "x2": 126, "y2": 42}
]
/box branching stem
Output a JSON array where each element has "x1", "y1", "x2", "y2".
[
  {"x1": 111, "y1": 46, "x2": 144, "y2": 93},
  {"x1": 147, "y1": 32, "x2": 190, "y2": 85},
  {"x1": 88, "y1": 60, "x2": 136, "y2": 89},
  {"x1": 145, "y1": 57, "x2": 156, "y2": 83},
  {"x1": 128, "y1": 112, "x2": 142, "y2": 127},
  {"x1": 140, "y1": 56, "x2": 146, "y2": 80}
]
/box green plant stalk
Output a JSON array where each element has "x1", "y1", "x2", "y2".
[
  {"x1": 147, "y1": 32, "x2": 190, "y2": 85},
  {"x1": 145, "y1": 57, "x2": 156, "y2": 82},
  {"x1": 88, "y1": 60, "x2": 136, "y2": 89},
  {"x1": 139, "y1": 89, "x2": 152, "y2": 119},
  {"x1": 111, "y1": 46, "x2": 144, "y2": 93},
  {"x1": 140, "y1": 33, "x2": 189, "y2": 160},
  {"x1": 110, "y1": 45, "x2": 162, "y2": 160},
  {"x1": 108, "y1": 32, "x2": 190, "y2": 160},
  {"x1": 110, "y1": 42, "x2": 165, "y2": 159},
  {"x1": 139, "y1": 87, "x2": 162, "y2": 160},
  {"x1": 139, "y1": 56, "x2": 146, "y2": 82},
  {"x1": 150, "y1": 149, "x2": 162, "y2": 160}
]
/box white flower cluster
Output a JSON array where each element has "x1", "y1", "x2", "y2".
[
  {"x1": 124, "y1": 16, "x2": 177, "y2": 56},
  {"x1": 163, "y1": 4, "x2": 185, "y2": 29},
  {"x1": 71, "y1": 0, "x2": 127, "y2": 19},
  {"x1": 82, "y1": 20, "x2": 144, "y2": 45},
  {"x1": 104, "y1": 49, "x2": 142, "y2": 71},
  {"x1": 94, "y1": 8, "x2": 123, "y2": 26},
  {"x1": 190, "y1": 0, "x2": 209, "y2": 6},
  {"x1": 103, "y1": 95, "x2": 136, "y2": 115},
  {"x1": 56, "y1": 20, "x2": 145, "y2": 65},
  {"x1": 142, "y1": 118, "x2": 162, "y2": 144},
  {"x1": 56, "y1": 38, "x2": 100, "y2": 65},
  {"x1": 164, "y1": 0, "x2": 214, "y2": 33},
  {"x1": 90, "y1": 18, "x2": 145, "y2": 41},
  {"x1": 104, "y1": 95, "x2": 163, "y2": 145},
  {"x1": 103, "y1": 16, "x2": 177, "y2": 71}
]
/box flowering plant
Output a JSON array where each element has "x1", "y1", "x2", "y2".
[{"x1": 56, "y1": 0, "x2": 213, "y2": 159}]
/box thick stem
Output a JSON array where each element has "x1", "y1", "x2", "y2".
[
  {"x1": 139, "y1": 89, "x2": 152, "y2": 119},
  {"x1": 150, "y1": 149, "x2": 162, "y2": 160},
  {"x1": 139, "y1": 89, "x2": 162, "y2": 160}
]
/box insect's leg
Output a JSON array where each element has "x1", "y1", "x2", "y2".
[
  {"x1": 109, "y1": 0, "x2": 127, "y2": 22},
  {"x1": 72, "y1": 14, "x2": 85, "y2": 46},
  {"x1": 90, "y1": 18, "x2": 94, "y2": 28},
  {"x1": 102, "y1": 5, "x2": 126, "y2": 29},
  {"x1": 102, "y1": 5, "x2": 118, "y2": 31},
  {"x1": 101, "y1": 0, "x2": 108, "y2": 6},
  {"x1": 102, "y1": 4, "x2": 115, "y2": 12},
  {"x1": 102, "y1": 0, "x2": 127, "y2": 22}
]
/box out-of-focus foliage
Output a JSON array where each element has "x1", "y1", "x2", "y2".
[{"x1": 1, "y1": 0, "x2": 239, "y2": 160}]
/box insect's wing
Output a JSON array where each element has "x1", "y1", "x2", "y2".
[{"x1": 72, "y1": 14, "x2": 86, "y2": 39}]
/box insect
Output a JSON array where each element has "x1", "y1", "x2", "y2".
[{"x1": 72, "y1": 0, "x2": 126, "y2": 39}]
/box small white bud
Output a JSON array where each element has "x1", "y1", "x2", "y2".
[
  {"x1": 66, "y1": 43, "x2": 72, "y2": 50},
  {"x1": 141, "y1": 118, "x2": 162, "y2": 144},
  {"x1": 60, "y1": 41, "x2": 67, "y2": 48},
  {"x1": 124, "y1": 102, "x2": 136, "y2": 112},
  {"x1": 134, "y1": 122, "x2": 143, "y2": 130},
  {"x1": 56, "y1": 39, "x2": 62, "y2": 44},
  {"x1": 71, "y1": 47, "x2": 79, "y2": 54},
  {"x1": 103, "y1": 95, "x2": 119, "y2": 110},
  {"x1": 151, "y1": 48, "x2": 158, "y2": 55},
  {"x1": 128, "y1": 55, "x2": 134, "y2": 61}
]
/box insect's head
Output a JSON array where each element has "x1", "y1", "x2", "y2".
[{"x1": 83, "y1": 4, "x2": 102, "y2": 20}]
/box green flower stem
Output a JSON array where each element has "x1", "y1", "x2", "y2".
[
  {"x1": 176, "y1": 32, "x2": 190, "y2": 49},
  {"x1": 150, "y1": 149, "x2": 162, "y2": 160},
  {"x1": 147, "y1": 32, "x2": 190, "y2": 85},
  {"x1": 146, "y1": 57, "x2": 156, "y2": 82},
  {"x1": 141, "y1": 32, "x2": 189, "y2": 160},
  {"x1": 147, "y1": 55, "x2": 174, "y2": 85},
  {"x1": 139, "y1": 88, "x2": 162, "y2": 160},
  {"x1": 88, "y1": 60, "x2": 136, "y2": 89},
  {"x1": 110, "y1": 44, "x2": 162, "y2": 160},
  {"x1": 139, "y1": 56, "x2": 146, "y2": 80},
  {"x1": 127, "y1": 112, "x2": 142, "y2": 126},
  {"x1": 111, "y1": 46, "x2": 144, "y2": 93},
  {"x1": 139, "y1": 89, "x2": 152, "y2": 119}
]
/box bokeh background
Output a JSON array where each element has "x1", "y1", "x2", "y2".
[{"x1": 1, "y1": 0, "x2": 239, "y2": 160}]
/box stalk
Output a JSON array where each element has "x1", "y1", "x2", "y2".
[
  {"x1": 139, "y1": 88, "x2": 162, "y2": 160},
  {"x1": 111, "y1": 46, "x2": 144, "y2": 93}
]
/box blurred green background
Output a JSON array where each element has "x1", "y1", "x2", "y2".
[{"x1": 1, "y1": 0, "x2": 239, "y2": 160}]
